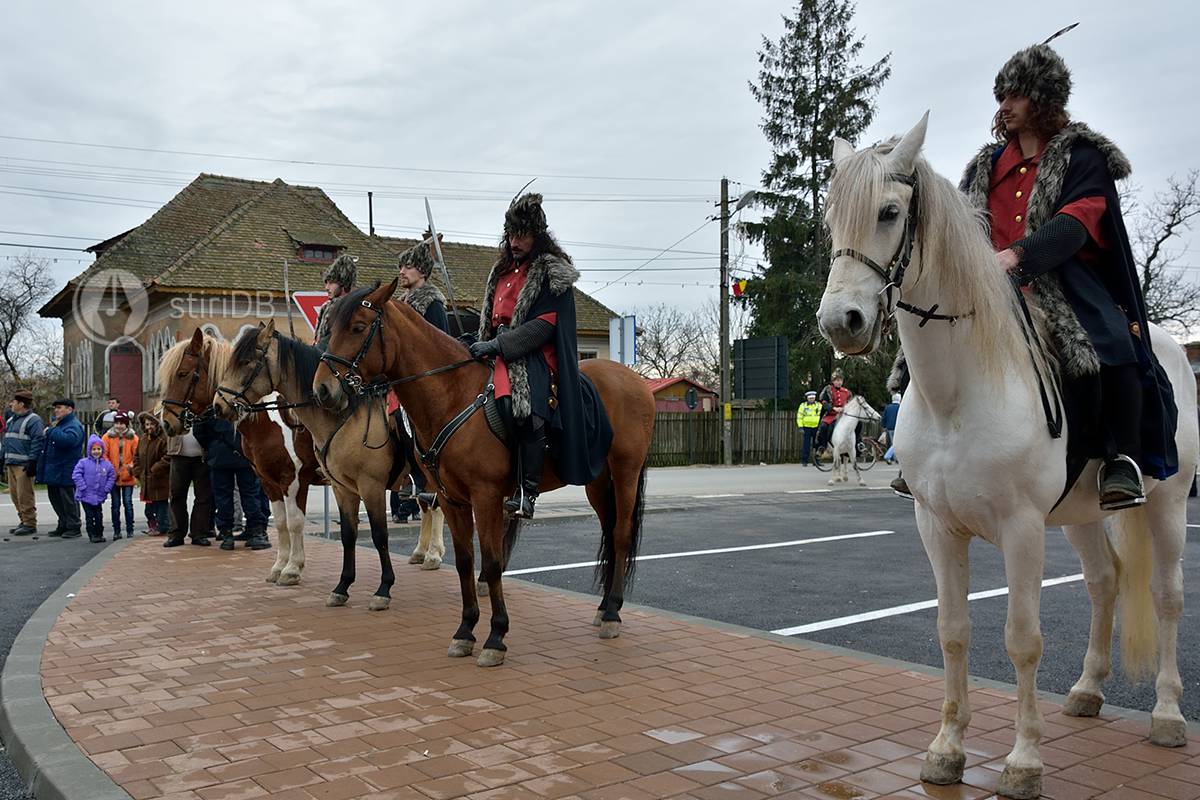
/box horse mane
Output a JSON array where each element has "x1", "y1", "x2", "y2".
[
  {"x1": 156, "y1": 334, "x2": 232, "y2": 397},
  {"x1": 827, "y1": 140, "x2": 1030, "y2": 379},
  {"x1": 330, "y1": 284, "x2": 379, "y2": 331}
]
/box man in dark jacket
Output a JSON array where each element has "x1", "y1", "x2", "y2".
[
  {"x1": 468, "y1": 193, "x2": 612, "y2": 518},
  {"x1": 192, "y1": 415, "x2": 270, "y2": 550},
  {"x1": 3, "y1": 389, "x2": 45, "y2": 535},
  {"x1": 38, "y1": 398, "x2": 85, "y2": 538}
]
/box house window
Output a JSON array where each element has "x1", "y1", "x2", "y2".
[
  {"x1": 299, "y1": 245, "x2": 338, "y2": 262},
  {"x1": 579, "y1": 351, "x2": 597, "y2": 360},
  {"x1": 71, "y1": 341, "x2": 94, "y2": 396}
]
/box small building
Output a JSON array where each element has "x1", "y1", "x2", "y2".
[
  {"x1": 646, "y1": 377, "x2": 718, "y2": 413},
  {"x1": 1186, "y1": 342, "x2": 1200, "y2": 397},
  {"x1": 38, "y1": 173, "x2": 619, "y2": 419}
]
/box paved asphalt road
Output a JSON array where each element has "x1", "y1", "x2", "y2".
[{"x1": 1, "y1": 478, "x2": 1196, "y2": 797}]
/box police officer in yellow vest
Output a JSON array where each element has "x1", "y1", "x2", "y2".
[{"x1": 796, "y1": 390, "x2": 822, "y2": 466}]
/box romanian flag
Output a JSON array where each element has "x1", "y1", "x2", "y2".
[{"x1": 732, "y1": 278, "x2": 748, "y2": 297}]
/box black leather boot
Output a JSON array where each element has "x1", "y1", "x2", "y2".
[{"x1": 504, "y1": 417, "x2": 545, "y2": 519}]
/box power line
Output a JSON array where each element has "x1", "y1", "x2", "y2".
[
  {"x1": 0, "y1": 134, "x2": 714, "y2": 184},
  {"x1": 0, "y1": 230, "x2": 103, "y2": 241},
  {"x1": 592, "y1": 218, "x2": 715, "y2": 294}
]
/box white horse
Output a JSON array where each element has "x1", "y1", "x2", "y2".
[
  {"x1": 828, "y1": 394, "x2": 880, "y2": 486},
  {"x1": 818, "y1": 113, "x2": 1198, "y2": 799}
]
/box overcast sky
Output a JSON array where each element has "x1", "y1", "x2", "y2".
[{"x1": 3, "y1": 0, "x2": 1198, "y2": 322}]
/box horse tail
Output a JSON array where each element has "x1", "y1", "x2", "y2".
[
  {"x1": 1111, "y1": 506, "x2": 1157, "y2": 682},
  {"x1": 502, "y1": 516, "x2": 522, "y2": 567},
  {"x1": 592, "y1": 460, "x2": 647, "y2": 592}
]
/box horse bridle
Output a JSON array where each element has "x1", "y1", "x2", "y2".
[
  {"x1": 318, "y1": 298, "x2": 385, "y2": 396},
  {"x1": 830, "y1": 170, "x2": 974, "y2": 327},
  {"x1": 160, "y1": 348, "x2": 210, "y2": 431},
  {"x1": 216, "y1": 331, "x2": 315, "y2": 415}
]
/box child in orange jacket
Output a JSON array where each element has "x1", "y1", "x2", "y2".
[{"x1": 102, "y1": 412, "x2": 139, "y2": 539}]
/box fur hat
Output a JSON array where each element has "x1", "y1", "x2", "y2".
[
  {"x1": 994, "y1": 44, "x2": 1072, "y2": 109},
  {"x1": 137, "y1": 411, "x2": 159, "y2": 428},
  {"x1": 13, "y1": 388, "x2": 33, "y2": 404},
  {"x1": 113, "y1": 412, "x2": 130, "y2": 424},
  {"x1": 504, "y1": 193, "x2": 548, "y2": 239},
  {"x1": 397, "y1": 238, "x2": 435, "y2": 278},
  {"x1": 322, "y1": 254, "x2": 358, "y2": 289}
]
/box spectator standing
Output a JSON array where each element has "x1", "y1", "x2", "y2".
[
  {"x1": 795, "y1": 390, "x2": 822, "y2": 466},
  {"x1": 164, "y1": 429, "x2": 214, "y2": 547},
  {"x1": 73, "y1": 435, "x2": 116, "y2": 543},
  {"x1": 39, "y1": 398, "x2": 85, "y2": 539},
  {"x1": 881, "y1": 393, "x2": 901, "y2": 464},
  {"x1": 134, "y1": 412, "x2": 171, "y2": 535},
  {"x1": 192, "y1": 415, "x2": 270, "y2": 550},
  {"x1": 93, "y1": 397, "x2": 122, "y2": 436},
  {"x1": 3, "y1": 389, "x2": 45, "y2": 536},
  {"x1": 102, "y1": 412, "x2": 139, "y2": 540}
]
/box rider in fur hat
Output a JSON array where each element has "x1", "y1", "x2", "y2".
[
  {"x1": 890, "y1": 42, "x2": 1178, "y2": 508},
  {"x1": 314, "y1": 253, "x2": 357, "y2": 351},
  {"x1": 468, "y1": 193, "x2": 612, "y2": 518}
]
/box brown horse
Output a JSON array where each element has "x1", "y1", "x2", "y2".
[
  {"x1": 313, "y1": 278, "x2": 655, "y2": 667},
  {"x1": 157, "y1": 328, "x2": 321, "y2": 585},
  {"x1": 212, "y1": 320, "x2": 446, "y2": 612}
]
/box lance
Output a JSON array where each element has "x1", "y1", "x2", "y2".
[
  {"x1": 282, "y1": 257, "x2": 298, "y2": 339},
  {"x1": 423, "y1": 197, "x2": 464, "y2": 334}
]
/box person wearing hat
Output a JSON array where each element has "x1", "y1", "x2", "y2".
[
  {"x1": 2, "y1": 389, "x2": 45, "y2": 535},
  {"x1": 795, "y1": 390, "x2": 822, "y2": 466},
  {"x1": 390, "y1": 235, "x2": 451, "y2": 510},
  {"x1": 101, "y1": 411, "x2": 139, "y2": 539},
  {"x1": 890, "y1": 41, "x2": 1178, "y2": 507},
  {"x1": 38, "y1": 398, "x2": 85, "y2": 538},
  {"x1": 313, "y1": 253, "x2": 358, "y2": 351},
  {"x1": 467, "y1": 193, "x2": 613, "y2": 518},
  {"x1": 881, "y1": 393, "x2": 901, "y2": 464},
  {"x1": 815, "y1": 369, "x2": 850, "y2": 454}
]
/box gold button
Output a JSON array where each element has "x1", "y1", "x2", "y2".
[
  {"x1": 1015, "y1": 190, "x2": 1023, "y2": 198},
  {"x1": 1019, "y1": 167, "x2": 1028, "y2": 174},
  {"x1": 1015, "y1": 214, "x2": 1023, "y2": 222}
]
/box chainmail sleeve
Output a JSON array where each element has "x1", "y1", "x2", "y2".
[
  {"x1": 1010, "y1": 213, "x2": 1089, "y2": 284},
  {"x1": 496, "y1": 319, "x2": 555, "y2": 361}
]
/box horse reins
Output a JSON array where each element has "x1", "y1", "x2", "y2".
[
  {"x1": 830, "y1": 170, "x2": 975, "y2": 327},
  {"x1": 215, "y1": 331, "x2": 316, "y2": 416},
  {"x1": 161, "y1": 351, "x2": 212, "y2": 431}
]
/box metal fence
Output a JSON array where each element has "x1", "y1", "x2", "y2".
[{"x1": 648, "y1": 410, "x2": 882, "y2": 466}]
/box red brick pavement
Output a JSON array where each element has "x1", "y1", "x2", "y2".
[{"x1": 38, "y1": 537, "x2": 1200, "y2": 799}]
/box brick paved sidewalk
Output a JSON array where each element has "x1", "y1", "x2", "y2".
[{"x1": 37, "y1": 538, "x2": 1200, "y2": 800}]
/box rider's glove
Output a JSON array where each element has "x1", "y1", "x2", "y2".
[{"x1": 468, "y1": 339, "x2": 502, "y2": 360}]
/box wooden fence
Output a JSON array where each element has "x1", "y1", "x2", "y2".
[{"x1": 648, "y1": 410, "x2": 882, "y2": 467}]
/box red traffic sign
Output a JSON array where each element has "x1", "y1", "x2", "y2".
[{"x1": 291, "y1": 291, "x2": 328, "y2": 332}]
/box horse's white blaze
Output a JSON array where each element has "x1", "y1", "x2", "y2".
[{"x1": 822, "y1": 119, "x2": 1199, "y2": 790}]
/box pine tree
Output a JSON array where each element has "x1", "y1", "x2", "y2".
[{"x1": 741, "y1": 0, "x2": 893, "y2": 405}]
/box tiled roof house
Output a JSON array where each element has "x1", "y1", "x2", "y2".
[{"x1": 39, "y1": 173, "x2": 619, "y2": 417}]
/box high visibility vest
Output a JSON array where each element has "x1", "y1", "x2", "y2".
[{"x1": 796, "y1": 402, "x2": 822, "y2": 429}]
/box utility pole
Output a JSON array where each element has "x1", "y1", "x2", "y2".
[
  {"x1": 719, "y1": 177, "x2": 732, "y2": 465},
  {"x1": 368, "y1": 191, "x2": 375, "y2": 236}
]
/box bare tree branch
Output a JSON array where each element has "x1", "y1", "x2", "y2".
[
  {"x1": 1130, "y1": 170, "x2": 1200, "y2": 335},
  {"x1": 0, "y1": 253, "x2": 56, "y2": 382}
]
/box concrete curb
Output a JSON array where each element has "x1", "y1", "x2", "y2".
[
  {"x1": 0, "y1": 539, "x2": 133, "y2": 800},
  {"x1": 513, "y1": 575, "x2": 1200, "y2": 736}
]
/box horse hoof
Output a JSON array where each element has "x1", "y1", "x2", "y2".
[
  {"x1": 592, "y1": 610, "x2": 603, "y2": 627},
  {"x1": 1151, "y1": 715, "x2": 1188, "y2": 747},
  {"x1": 477, "y1": 648, "x2": 506, "y2": 667},
  {"x1": 920, "y1": 752, "x2": 965, "y2": 785},
  {"x1": 368, "y1": 595, "x2": 391, "y2": 612},
  {"x1": 598, "y1": 621, "x2": 621, "y2": 639},
  {"x1": 325, "y1": 592, "x2": 349, "y2": 607},
  {"x1": 421, "y1": 555, "x2": 442, "y2": 571},
  {"x1": 266, "y1": 571, "x2": 281, "y2": 584},
  {"x1": 477, "y1": 581, "x2": 489, "y2": 595},
  {"x1": 827, "y1": 479, "x2": 836, "y2": 486},
  {"x1": 276, "y1": 573, "x2": 301, "y2": 587},
  {"x1": 996, "y1": 765, "x2": 1042, "y2": 800},
  {"x1": 1063, "y1": 690, "x2": 1104, "y2": 717},
  {"x1": 408, "y1": 552, "x2": 425, "y2": 565},
  {"x1": 447, "y1": 639, "x2": 474, "y2": 658}
]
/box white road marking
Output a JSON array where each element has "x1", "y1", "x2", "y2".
[
  {"x1": 1188, "y1": 524, "x2": 1200, "y2": 529},
  {"x1": 504, "y1": 530, "x2": 895, "y2": 576},
  {"x1": 692, "y1": 493, "x2": 744, "y2": 499},
  {"x1": 787, "y1": 489, "x2": 831, "y2": 494},
  {"x1": 772, "y1": 573, "x2": 1085, "y2": 636}
]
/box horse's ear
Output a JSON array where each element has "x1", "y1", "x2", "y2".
[
  {"x1": 888, "y1": 111, "x2": 930, "y2": 174},
  {"x1": 832, "y1": 137, "x2": 855, "y2": 166},
  {"x1": 368, "y1": 277, "x2": 399, "y2": 306},
  {"x1": 259, "y1": 319, "x2": 276, "y2": 343},
  {"x1": 188, "y1": 327, "x2": 204, "y2": 351}
]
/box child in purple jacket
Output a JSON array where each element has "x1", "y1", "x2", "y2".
[{"x1": 73, "y1": 435, "x2": 116, "y2": 543}]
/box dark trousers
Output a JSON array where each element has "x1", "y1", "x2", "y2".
[
  {"x1": 801, "y1": 427, "x2": 817, "y2": 463},
  {"x1": 168, "y1": 455, "x2": 214, "y2": 541},
  {"x1": 1101, "y1": 363, "x2": 1143, "y2": 462},
  {"x1": 83, "y1": 502, "x2": 104, "y2": 538},
  {"x1": 210, "y1": 466, "x2": 268, "y2": 534},
  {"x1": 46, "y1": 485, "x2": 81, "y2": 534},
  {"x1": 390, "y1": 492, "x2": 419, "y2": 520},
  {"x1": 145, "y1": 499, "x2": 170, "y2": 530},
  {"x1": 391, "y1": 409, "x2": 428, "y2": 492},
  {"x1": 815, "y1": 420, "x2": 832, "y2": 451},
  {"x1": 110, "y1": 485, "x2": 134, "y2": 533}
]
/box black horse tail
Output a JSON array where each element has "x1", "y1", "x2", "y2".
[
  {"x1": 593, "y1": 460, "x2": 647, "y2": 591},
  {"x1": 502, "y1": 515, "x2": 522, "y2": 567}
]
